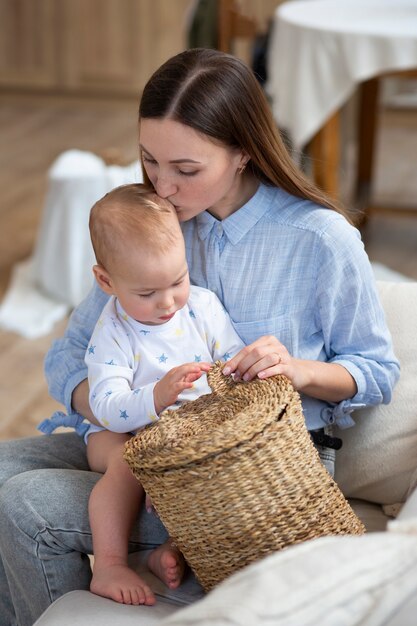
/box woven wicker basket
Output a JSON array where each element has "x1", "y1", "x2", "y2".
[{"x1": 124, "y1": 362, "x2": 365, "y2": 591}]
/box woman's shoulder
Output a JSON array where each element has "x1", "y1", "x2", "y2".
[{"x1": 264, "y1": 185, "x2": 359, "y2": 241}]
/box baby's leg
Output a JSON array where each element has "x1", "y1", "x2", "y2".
[
  {"x1": 147, "y1": 539, "x2": 186, "y2": 589},
  {"x1": 87, "y1": 431, "x2": 155, "y2": 605}
]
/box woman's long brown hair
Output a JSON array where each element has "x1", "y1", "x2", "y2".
[{"x1": 139, "y1": 48, "x2": 349, "y2": 220}]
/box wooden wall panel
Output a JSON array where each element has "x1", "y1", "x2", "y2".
[
  {"x1": 0, "y1": 0, "x2": 57, "y2": 87},
  {"x1": 0, "y1": 0, "x2": 191, "y2": 95},
  {"x1": 0, "y1": 0, "x2": 282, "y2": 96}
]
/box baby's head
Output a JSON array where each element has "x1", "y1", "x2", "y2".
[{"x1": 89, "y1": 183, "x2": 190, "y2": 325}]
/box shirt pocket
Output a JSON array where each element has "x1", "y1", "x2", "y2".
[{"x1": 232, "y1": 315, "x2": 293, "y2": 354}]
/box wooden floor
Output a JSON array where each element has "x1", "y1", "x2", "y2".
[{"x1": 0, "y1": 93, "x2": 416, "y2": 441}]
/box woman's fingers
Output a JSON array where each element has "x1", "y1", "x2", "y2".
[
  {"x1": 224, "y1": 336, "x2": 288, "y2": 381},
  {"x1": 239, "y1": 351, "x2": 287, "y2": 381},
  {"x1": 223, "y1": 337, "x2": 274, "y2": 374}
]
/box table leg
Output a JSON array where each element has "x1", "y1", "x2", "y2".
[
  {"x1": 355, "y1": 77, "x2": 380, "y2": 223},
  {"x1": 308, "y1": 111, "x2": 340, "y2": 199}
]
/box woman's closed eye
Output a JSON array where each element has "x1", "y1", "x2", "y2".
[
  {"x1": 178, "y1": 169, "x2": 198, "y2": 177},
  {"x1": 142, "y1": 155, "x2": 197, "y2": 177},
  {"x1": 142, "y1": 156, "x2": 157, "y2": 165}
]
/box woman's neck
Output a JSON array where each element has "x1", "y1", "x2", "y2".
[{"x1": 208, "y1": 174, "x2": 259, "y2": 221}]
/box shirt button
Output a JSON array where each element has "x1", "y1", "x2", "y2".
[{"x1": 216, "y1": 224, "x2": 223, "y2": 236}]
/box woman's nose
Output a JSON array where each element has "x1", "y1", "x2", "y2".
[{"x1": 154, "y1": 175, "x2": 177, "y2": 199}]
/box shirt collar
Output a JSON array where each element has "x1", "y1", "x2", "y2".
[{"x1": 196, "y1": 183, "x2": 277, "y2": 245}]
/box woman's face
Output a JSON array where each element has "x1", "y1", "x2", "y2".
[{"x1": 139, "y1": 118, "x2": 251, "y2": 221}]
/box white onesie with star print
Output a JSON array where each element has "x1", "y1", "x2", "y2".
[{"x1": 85, "y1": 285, "x2": 245, "y2": 438}]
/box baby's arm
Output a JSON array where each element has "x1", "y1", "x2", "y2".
[
  {"x1": 86, "y1": 316, "x2": 159, "y2": 432},
  {"x1": 86, "y1": 315, "x2": 211, "y2": 430}
]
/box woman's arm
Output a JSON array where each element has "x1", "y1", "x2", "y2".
[
  {"x1": 224, "y1": 336, "x2": 357, "y2": 402},
  {"x1": 71, "y1": 379, "x2": 100, "y2": 425},
  {"x1": 44, "y1": 282, "x2": 109, "y2": 419},
  {"x1": 224, "y1": 217, "x2": 399, "y2": 414}
]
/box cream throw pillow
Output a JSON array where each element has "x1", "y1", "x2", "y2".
[
  {"x1": 161, "y1": 532, "x2": 417, "y2": 626},
  {"x1": 335, "y1": 280, "x2": 417, "y2": 505}
]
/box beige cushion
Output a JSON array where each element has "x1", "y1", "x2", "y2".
[
  {"x1": 335, "y1": 280, "x2": 417, "y2": 505},
  {"x1": 160, "y1": 531, "x2": 417, "y2": 626}
]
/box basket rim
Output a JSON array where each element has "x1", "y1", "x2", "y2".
[{"x1": 126, "y1": 400, "x2": 294, "y2": 471}]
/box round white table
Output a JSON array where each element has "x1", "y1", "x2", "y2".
[{"x1": 266, "y1": 0, "x2": 417, "y2": 204}]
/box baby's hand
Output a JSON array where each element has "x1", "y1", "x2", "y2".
[{"x1": 153, "y1": 362, "x2": 211, "y2": 414}]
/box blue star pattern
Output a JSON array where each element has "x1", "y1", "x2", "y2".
[
  {"x1": 88, "y1": 344, "x2": 95, "y2": 354},
  {"x1": 222, "y1": 352, "x2": 232, "y2": 361},
  {"x1": 120, "y1": 410, "x2": 129, "y2": 420},
  {"x1": 105, "y1": 390, "x2": 112, "y2": 397},
  {"x1": 194, "y1": 355, "x2": 202, "y2": 362},
  {"x1": 140, "y1": 330, "x2": 151, "y2": 336},
  {"x1": 133, "y1": 388, "x2": 141, "y2": 395},
  {"x1": 105, "y1": 359, "x2": 116, "y2": 366},
  {"x1": 157, "y1": 353, "x2": 168, "y2": 363},
  {"x1": 189, "y1": 309, "x2": 196, "y2": 319}
]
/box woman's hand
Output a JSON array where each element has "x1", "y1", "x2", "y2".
[
  {"x1": 223, "y1": 336, "x2": 357, "y2": 403},
  {"x1": 222, "y1": 335, "x2": 299, "y2": 383},
  {"x1": 153, "y1": 362, "x2": 211, "y2": 414}
]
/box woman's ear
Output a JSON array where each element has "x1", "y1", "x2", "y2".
[
  {"x1": 237, "y1": 151, "x2": 250, "y2": 174},
  {"x1": 92, "y1": 264, "x2": 115, "y2": 295}
]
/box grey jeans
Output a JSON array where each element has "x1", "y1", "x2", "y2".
[
  {"x1": 0, "y1": 433, "x2": 168, "y2": 626},
  {"x1": 315, "y1": 443, "x2": 336, "y2": 478}
]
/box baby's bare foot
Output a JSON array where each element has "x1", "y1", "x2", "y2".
[
  {"x1": 90, "y1": 562, "x2": 155, "y2": 605},
  {"x1": 147, "y1": 540, "x2": 185, "y2": 589}
]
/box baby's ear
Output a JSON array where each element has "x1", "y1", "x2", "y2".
[{"x1": 92, "y1": 264, "x2": 115, "y2": 295}]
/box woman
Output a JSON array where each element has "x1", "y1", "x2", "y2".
[{"x1": 0, "y1": 49, "x2": 399, "y2": 625}]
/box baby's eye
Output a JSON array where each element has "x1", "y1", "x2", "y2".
[{"x1": 138, "y1": 292, "x2": 154, "y2": 298}]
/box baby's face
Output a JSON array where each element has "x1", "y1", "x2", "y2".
[{"x1": 111, "y1": 242, "x2": 190, "y2": 325}]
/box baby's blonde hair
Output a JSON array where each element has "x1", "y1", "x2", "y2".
[{"x1": 89, "y1": 183, "x2": 181, "y2": 271}]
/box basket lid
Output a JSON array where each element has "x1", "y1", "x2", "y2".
[{"x1": 126, "y1": 364, "x2": 303, "y2": 471}]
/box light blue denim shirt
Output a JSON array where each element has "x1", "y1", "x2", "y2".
[{"x1": 45, "y1": 183, "x2": 399, "y2": 431}]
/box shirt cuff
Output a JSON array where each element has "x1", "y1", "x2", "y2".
[
  {"x1": 64, "y1": 368, "x2": 89, "y2": 416},
  {"x1": 320, "y1": 359, "x2": 367, "y2": 429}
]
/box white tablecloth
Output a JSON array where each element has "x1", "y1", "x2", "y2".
[
  {"x1": 266, "y1": 0, "x2": 417, "y2": 149},
  {"x1": 0, "y1": 151, "x2": 142, "y2": 338}
]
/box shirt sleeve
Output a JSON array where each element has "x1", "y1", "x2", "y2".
[
  {"x1": 44, "y1": 282, "x2": 109, "y2": 415},
  {"x1": 85, "y1": 316, "x2": 158, "y2": 433},
  {"x1": 203, "y1": 291, "x2": 246, "y2": 361},
  {"x1": 314, "y1": 218, "x2": 400, "y2": 428}
]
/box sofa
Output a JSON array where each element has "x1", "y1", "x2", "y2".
[{"x1": 35, "y1": 280, "x2": 417, "y2": 626}]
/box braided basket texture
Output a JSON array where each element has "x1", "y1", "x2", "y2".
[{"x1": 124, "y1": 362, "x2": 365, "y2": 591}]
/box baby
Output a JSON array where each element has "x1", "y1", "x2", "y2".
[{"x1": 85, "y1": 183, "x2": 246, "y2": 605}]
